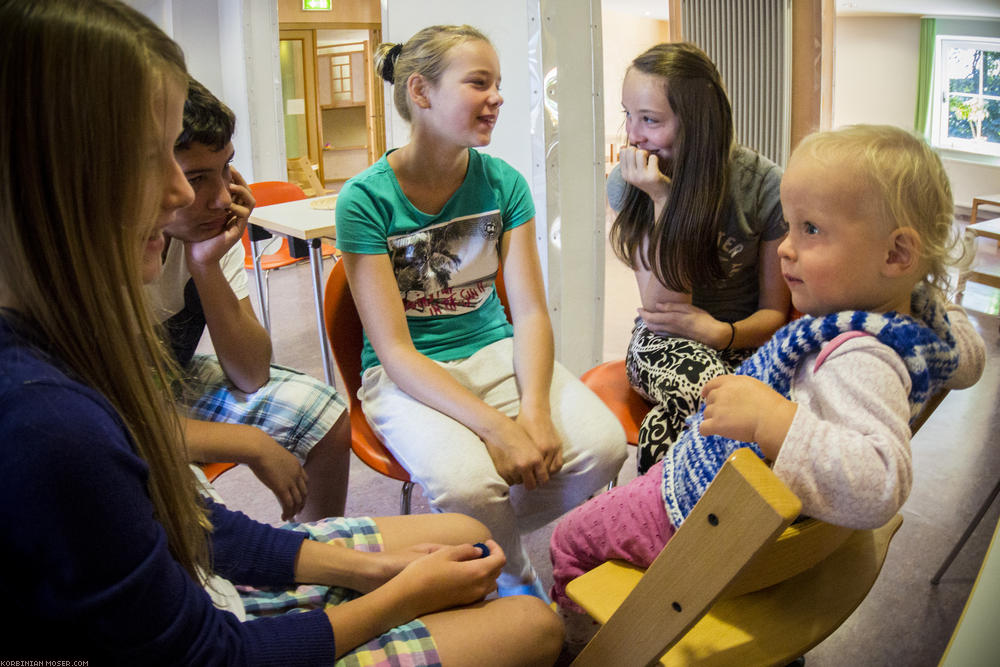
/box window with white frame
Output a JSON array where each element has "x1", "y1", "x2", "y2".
[{"x1": 932, "y1": 37, "x2": 1000, "y2": 158}]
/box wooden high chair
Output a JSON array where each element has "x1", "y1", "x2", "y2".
[
  {"x1": 566, "y1": 448, "x2": 902, "y2": 666},
  {"x1": 571, "y1": 351, "x2": 947, "y2": 665},
  {"x1": 286, "y1": 156, "x2": 331, "y2": 198}
]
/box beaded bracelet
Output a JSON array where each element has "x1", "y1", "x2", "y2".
[{"x1": 722, "y1": 321, "x2": 736, "y2": 352}]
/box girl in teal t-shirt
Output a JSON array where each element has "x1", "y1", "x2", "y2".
[{"x1": 335, "y1": 25, "x2": 626, "y2": 601}]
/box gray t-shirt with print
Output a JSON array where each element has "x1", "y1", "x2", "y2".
[{"x1": 606, "y1": 145, "x2": 785, "y2": 322}]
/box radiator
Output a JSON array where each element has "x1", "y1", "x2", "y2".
[{"x1": 681, "y1": 0, "x2": 791, "y2": 165}]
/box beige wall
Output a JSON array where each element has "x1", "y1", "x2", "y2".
[
  {"x1": 833, "y1": 15, "x2": 1000, "y2": 208},
  {"x1": 833, "y1": 16, "x2": 921, "y2": 128},
  {"x1": 601, "y1": 9, "x2": 670, "y2": 159}
]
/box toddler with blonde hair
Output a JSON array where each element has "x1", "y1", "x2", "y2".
[{"x1": 551, "y1": 125, "x2": 986, "y2": 623}]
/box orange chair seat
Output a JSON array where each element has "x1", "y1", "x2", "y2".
[
  {"x1": 580, "y1": 360, "x2": 651, "y2": 446},
  {"x1": 241, "y1": 234, "x2": 336, "y2": 272},
  {"x1": 200, "y1": 461, "x2": 238, "y2": 483},
  {"x1": 324, "y1": 259, "x2": 412, "y2": 485}
]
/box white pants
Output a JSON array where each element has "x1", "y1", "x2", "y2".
[{"x1": 359, "y1": 338, "x2": 627, "y2": 582}]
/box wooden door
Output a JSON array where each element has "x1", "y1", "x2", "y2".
[{"x1": 279, "y1": 29, "x2": 320, "y2": 170}]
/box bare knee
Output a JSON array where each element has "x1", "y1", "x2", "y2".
[
  {"x1": 481, "y1": 597, "x2": 563, "y2": 666},
  {"x1": 510, "y1": 597, "x2": 564, "y2": 664},
  {"x1": 423, "y1": 596, "x2": 563, "y2": 666}
]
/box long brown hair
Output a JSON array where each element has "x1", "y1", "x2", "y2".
[
  {"x1": 0, "y1": 0, "x2": 210, "y2": 580},
  {"x1": 610, "y1": 42, "x2": 734, "y2": 292}
]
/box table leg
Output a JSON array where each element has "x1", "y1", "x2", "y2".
[
  {"x1": 309, "y1": 238, "x2": 335, "y2": 384},
  {"x1": 250, "y1": 237, "x2": 270, "y2": 334}
]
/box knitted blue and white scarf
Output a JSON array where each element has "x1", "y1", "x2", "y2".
[{"x1": 662, "y1": 285, "x2": 960, "y2": 527}]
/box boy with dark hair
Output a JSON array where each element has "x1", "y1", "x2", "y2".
[{"x1": 146, "y1": 77, "x2": 349, "y2": 521}]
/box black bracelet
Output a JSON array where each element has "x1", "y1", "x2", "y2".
[{"x1": 722, "y1": 321, "x2": 736, "y2": 352}]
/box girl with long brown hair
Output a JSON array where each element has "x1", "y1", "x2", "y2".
[{"x1": 609, "y1": 42, "x2": 791, "y2": 472}]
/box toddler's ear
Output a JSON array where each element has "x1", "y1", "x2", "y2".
[{"x1": 884, "y1": 227, "x2": 922, "y2": 276}]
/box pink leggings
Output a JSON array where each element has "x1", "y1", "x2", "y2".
[{"x1": 549, "y1": 461, "x2": 675, "y2": 611}]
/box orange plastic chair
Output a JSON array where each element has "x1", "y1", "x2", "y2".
[
  {"x1": 323, "y1": 259, "x2": 513, "y2": 514},
  {"x1": 580, "y1": 360, "x2": 648, "y2": 447},
  {"x1": 200, "y1": 461, "x2": 238, "y2": 483},
  {"x1": 324, "y1": 258, "x2": 415, "y2": 514}
]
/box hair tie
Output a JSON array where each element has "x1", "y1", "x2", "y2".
[
  {"x1": 381, "y1": 43, "x2": 403, "y2": 83},
  {"x1": 722, "y1": 321, "x2": 736, "y2": 352}
]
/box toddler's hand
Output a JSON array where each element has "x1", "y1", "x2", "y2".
[{"x1": 699, "y1": 375, "x2": 796, "y2": 459}]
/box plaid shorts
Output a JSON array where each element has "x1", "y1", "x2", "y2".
[
  {"x1": 179, "y1": 354, "x2": 346, "y2": 460},
  {"x1": 239, "y1": 517, "x2": 441, "y2": 667}
]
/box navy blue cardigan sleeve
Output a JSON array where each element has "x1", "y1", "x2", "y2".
[
  {"x1": 0, "y1": 328, "x2": 335, "y2": 665},
  {"x1": 206, "y1": 500, "x2": 308, "y2": 587}
]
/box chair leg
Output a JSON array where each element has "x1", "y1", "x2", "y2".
[
  {"x1": 931, "y1": 476, "x2": 1000, "y2": 584},
  {"x1": 400, "y1": 481, "x2": 414, "y2": 515}
]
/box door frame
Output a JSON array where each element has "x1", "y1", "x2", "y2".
[{"x1": 279, "y1": 28, "x2": 321, "y2": 171}]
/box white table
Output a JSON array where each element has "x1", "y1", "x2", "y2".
[
  {"x1": 939, "y1": 514, "x2": 1000, "y2": 665},
  {"x1": 248, "y1": 196, "x2": 337, "y2": 384}
]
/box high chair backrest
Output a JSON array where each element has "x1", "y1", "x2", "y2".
[{"x1": 286, "y1": 156, "x2": 327, "y2": 198}]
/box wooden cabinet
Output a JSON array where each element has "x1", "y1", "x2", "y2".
[
  {"x1": 317, "y1": 42, "x2": 370, "y2": 184},
  {"x1": 317, "y1": 47, "x2": 365, "y2": 107}
]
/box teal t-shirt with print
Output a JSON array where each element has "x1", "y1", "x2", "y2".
[{"x1": 335, "y1": 148, "x2": 535, "y2": 371}]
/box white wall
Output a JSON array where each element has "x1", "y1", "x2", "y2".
[
  {"x1": 833, "y1": 15, "x2": 1000, "y2": 208},
  {"x1": 126, "y1": 0, "x2": 284, "y2": 184}
]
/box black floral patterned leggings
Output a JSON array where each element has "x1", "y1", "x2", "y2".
[{"x1": 625, "y1": 318, "x2": 753, "y2": 474}]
